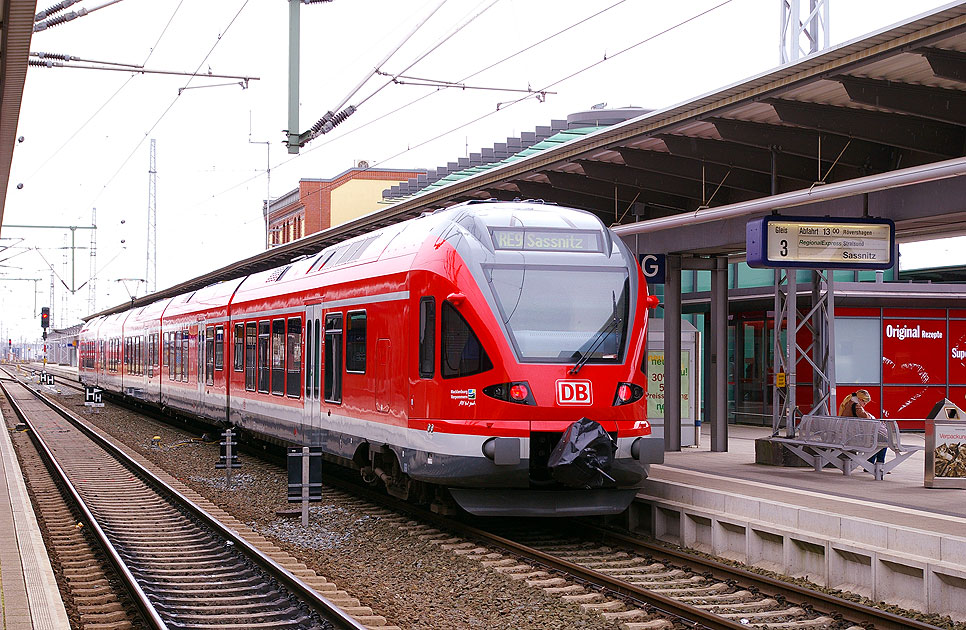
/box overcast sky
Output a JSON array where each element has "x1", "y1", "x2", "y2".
[{"x1": 0, "y1": 0, "x2": 956, "y2": 341}]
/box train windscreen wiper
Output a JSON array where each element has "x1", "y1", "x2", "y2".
[{"x1": 569, "y1": 292, "x2": 620, "y2": 375}]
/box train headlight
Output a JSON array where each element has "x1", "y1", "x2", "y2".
[
  {"x1": 613, "y1": 382, "x2": 644, "y2": 406},
  {"x1": 483, "y1": 381, "x2": 536, "y2": 405}
]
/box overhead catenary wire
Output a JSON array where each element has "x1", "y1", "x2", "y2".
[
  {"x1": 199, "y1": 0, "x2": 628, "y2": 213},
  {"x1": 305, "y1": 0, "x2": 451, "y2": 138},
  {"x1": 22, "y1": 0, "x2": 185, "y2": 189},
  {"x1": 370, "y1": 0, "x2": 736, "y2": 168}
]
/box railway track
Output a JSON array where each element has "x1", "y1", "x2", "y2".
[
  {"x1": 323, "y1": 477, "x2": 949, "y2": 630},
  {"x1": 1, "y1": 367, "x2": 369, "y2": 630}
]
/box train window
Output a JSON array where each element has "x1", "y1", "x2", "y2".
[
  {"x1": 175, "y1": 331, "x2": 182, "y2": 380},
  {"x1": 245, "y1": 323, "x2": 256, "y2": 390},
  {"x1": 257, "y1": 321, "x2": 270, "y2": 393},
  {"x1": 345, "y1": 311, "x2": 366, "y2": 373},
  {"x1": 166, "y1": 333, "x2": 173, "y2": 379},
  {"x1": 287, "y1": 318, "x2": 301, "y2": 398},
  {"x1": 215, "y1": 326, "x2": 224, "y2": 371},
  {"x1": 324, "y1": 314, "x2": 343, "y2": 403},
  {"x1": 182, "y1": 330, "x2": 190, "y2": 383},
  {"x1": 419, "y1": 298, "x2": 435, "y2": 378},
  {"x1": 233, "y1": 325, "x2": 243, "y2": 372},
  {"x1": 101, "y1": 340, "x2": 106, "y2": 370},
  {"x1": 205, "y1": 326, "x2": 214, "y2": 386},
  {"x1": 314, "y1": 318, "x2": 321, "y2": 398},
  {"x1": 271, "y1": 319, "x2": 285, "y2": 395},
  {"x1": 441, "y1": 302, "x2": 493, "y2": 379},
  {"x1": 305, "y1": 320, "x2": 313, "y2": 397}
]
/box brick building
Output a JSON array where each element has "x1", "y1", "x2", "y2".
[{"x1": 263, "y1": 165, "x2": 423, "y2": 248}]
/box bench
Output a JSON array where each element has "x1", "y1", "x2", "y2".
[{"x1": 772, "y1": 415, "x2": 923, "y2": 480}]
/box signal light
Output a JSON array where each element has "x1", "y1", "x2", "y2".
[
  {"x1": 40, "y1": 307, "x2": 50, "y2": 329},
  {"x1": 483, "y1": 381, "x2": 535, "y2": 406},
  {"x1": 613, "y1": 382, "x2": 644, "y2": 406}
]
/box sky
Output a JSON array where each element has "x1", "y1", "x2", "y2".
[{"x1": 1, "y1": 0, "x2": 958, "y2": 342}]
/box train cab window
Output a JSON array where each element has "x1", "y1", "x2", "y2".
[
  {"x1": 215, "y1": 326, "x2": 224, "y2": 371},
  {"x1": 233, "y1": 325, "x2": 244, "y2": 372},
  {"x1": 345, "y1": 311, "x2": 366, "y2": 373},
  {"x1": 419, "y1": 298, "x2": 435, "y2": 378},
  {"x1": 205, "y1": 326, "x2": 215, "y2": 386},
  {"x1": 245, "y1": 323, "x2": 256, "y2": 390},
  {"x1": 324, "y1": 314, "x2": 343, "y2": 403},
  {"x1": 257, "y1": 321, "x2": 270, "y2": 393},
  {"x1": 441, "y1": 302, "x2": 493, "y2": 379},
  {"x1": 271, "y1": 319, "x2": 285, "y2": 395},
  {"x1": 287, "y1": 318, "x2": 301, "y2": 398}
]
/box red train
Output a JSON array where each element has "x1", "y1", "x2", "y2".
[{"x1": 79, "y1": 200, "x2": 663, "y2": 516}]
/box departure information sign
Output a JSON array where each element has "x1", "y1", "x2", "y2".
[
  {"x1": 491, "y1": 228, "x2": 602, "y2": 253},
  {"x1": 746, "y1": 216, "x2": 895, "y2": 269}
]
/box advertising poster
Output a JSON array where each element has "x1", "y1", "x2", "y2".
[
  {"x1": 935, "y1": 424, "x2": 966, "y2": 479},
  {"x1": 647, "y1": 350, "x2": 690, "y2": 419}
]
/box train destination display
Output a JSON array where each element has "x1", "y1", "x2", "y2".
[
  {"x1": 746, "y1": 216, "x2": 895, "y2": 269},
  {"x1": 491, "y1": 228, "x2": 602, "y2": 253}
]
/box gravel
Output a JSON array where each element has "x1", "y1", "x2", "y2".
[{"x1": 52, "y1": 391, "x2": 619, "y2": 630}]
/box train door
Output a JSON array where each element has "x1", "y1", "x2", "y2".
[
  {"x1": 303, "y1": 305, "x2": 322, "y2": 442},
  {"x1": 375, "y1": 339, "x2": 391, "y2": 413},
  {"x1": 410, "y1": 296, "x2": 436, "y2": 419},
  {"x1": 201, "y1": 322, "x2": 216, "y2": 420}
]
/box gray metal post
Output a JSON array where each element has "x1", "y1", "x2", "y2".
[
  {"x1": 287, "y1": 0, "x2": 301, "y2": 154},
  {"x1": 826, "y1": 270, "x2": 837, "y2": 416},
  {"x1": 786, "y1": 270, "x2": 798, "y2": 437},
  {"x1": 301, "y1": 446, "x2": 310, "y2": 527},
  {"x1": 711, "y1": 257, "x2": 728, "y2": 452},
  {"x1": 225, "y1": 428, "x2": 233, "y2": 488},
  {"x1": 665, "y1": 255, "x2": 682, "y2": 451}
]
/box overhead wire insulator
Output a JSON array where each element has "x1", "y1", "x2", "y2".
[
  {"x1": 309, "y1": 111, "x2": 335, "y2": 135},
  {"x1": 28, "y1": 59, "x2": 61, "y2": 68},
  {"x1": 319, "y1": 105, "x2": 356, "y2": 135},
  {"x1": 33, "y1": 9, "x2": 86, "y2": 32},
  {"x1": 31, "y1": 51, "x2": 78, "y2": 61},
  {"x1": 35, "y1": 0, "x2": 79, "y2": 22}
]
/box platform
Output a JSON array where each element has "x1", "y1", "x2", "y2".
[
  {"x1": 627, "y1": 424, "x2": 966, "y2": 620},
  {"x1": 0, "y1": 407, "x2": 70, "y2": 629}
]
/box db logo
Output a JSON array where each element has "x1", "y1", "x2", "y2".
[{"x1": 556, "y1": 380, "x2": 593, "y2": 405}]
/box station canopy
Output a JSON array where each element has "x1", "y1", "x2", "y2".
[{"x1": 90, "y1": 3, "x2": 966, "y2": 318}]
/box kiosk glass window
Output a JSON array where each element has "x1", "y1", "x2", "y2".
[{"x1": 834, "y1": 318, "x2": 881, "y2": 384}]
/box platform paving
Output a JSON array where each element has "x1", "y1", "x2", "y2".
[{"x1": 0, "y1": 408, "x2": 70, "y2": 630}]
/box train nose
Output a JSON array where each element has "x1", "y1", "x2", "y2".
[{"x1": 546, "y1": 417, "x2": 617, "y2": 489}]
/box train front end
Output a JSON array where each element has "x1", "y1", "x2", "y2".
[{"x1": 412, "y1": 201, "x2": 663, "y2": 517}]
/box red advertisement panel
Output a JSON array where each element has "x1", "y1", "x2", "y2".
[
  {"x1": 950, "y1": 320, "x2": 966, "y2": 384},
  {"x1": 947, "y1": 387, "x2": 966, "y2": 418},
  {"x1": 882, "y1": 385, "x2": 946, "y2": 429},
  {"x1": 882, "y1": 318, "x2": 947, "y2": 385}
]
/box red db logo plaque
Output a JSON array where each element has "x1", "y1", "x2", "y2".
[{"x1": 556, "y1": 380, "x2": 593, "y2": 405}]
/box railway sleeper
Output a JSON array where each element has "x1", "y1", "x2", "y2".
[{"x1": 718, "y1": 607, "x2": 806, "y2": 621}]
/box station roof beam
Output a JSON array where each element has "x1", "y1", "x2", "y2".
[
  {"x1": 576, "y1": 160, "x2": 759, "y2": 205},
  {"x1": 658, "y1": 134, "x2": 823, "y2": 189},
  {"x1": 767, "y1": 99, "x2": 965, "y2": 158},
  {"x1": 709, "y1": 118, "x2": 901, "y2": 175},
  {"x1": 918, "y1": 48, "x2": 966, "y2": 83},
  {"x1": 616, "y1": 148, "x2": 774, "y2": 196},
  {"x1": 834, "y1": 75, "x2": 966, "y2": 127}
]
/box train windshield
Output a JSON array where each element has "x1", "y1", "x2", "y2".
[{"x1": 488, "y1": 266, "x2": 630, "y2": 363}]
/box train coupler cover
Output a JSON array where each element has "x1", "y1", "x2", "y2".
[{"x1": 547, "y1": 417, "x2": 616, "y2": 489}]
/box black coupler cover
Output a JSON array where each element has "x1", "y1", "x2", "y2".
[{"x1": 547, "y1": 417, "x2": 617, "y2": 489}]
